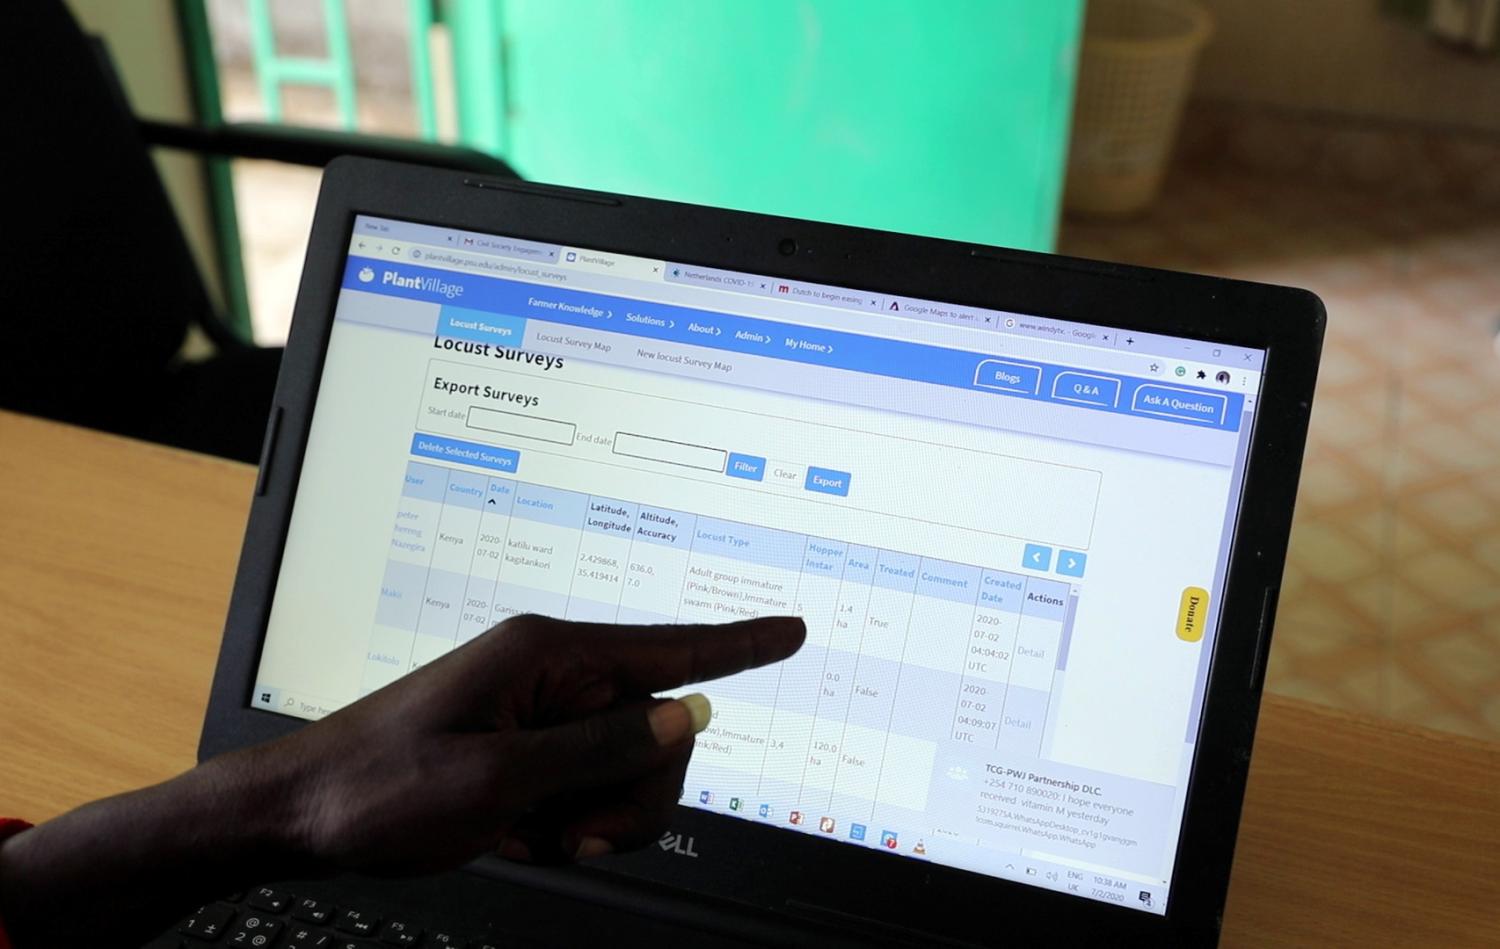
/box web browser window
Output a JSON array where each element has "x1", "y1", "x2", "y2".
[{"x1": 253, "y1": 214, "x2": 1267, "y2": 915}]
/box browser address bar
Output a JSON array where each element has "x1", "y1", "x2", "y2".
[{"x1": 355, "y1": 240, "x2": 574, "y2": 285}]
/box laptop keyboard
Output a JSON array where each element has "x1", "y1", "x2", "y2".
[{"x1": 171, "y1": 886, "x2": 529, "y2": 948}]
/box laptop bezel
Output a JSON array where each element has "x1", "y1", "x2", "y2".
[{"x1": 201, "y1": 157, "x2": 1323, "y2": 946}]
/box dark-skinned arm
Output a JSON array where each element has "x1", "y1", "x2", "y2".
[{"x1": 0, "y1": 614, "x2": 805, "y2": 947}]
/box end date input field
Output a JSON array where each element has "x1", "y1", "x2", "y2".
[{"x1": 612, "y1": 432, "x2": 727, "y2": 472}]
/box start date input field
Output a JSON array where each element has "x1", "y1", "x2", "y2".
[{"x1": 466, "y1": 405, "x2": 577, "y2": 446}]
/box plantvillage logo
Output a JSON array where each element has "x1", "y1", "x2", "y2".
[{"x1": 379, "y1": 268, "x2": 464, "y2": 300}]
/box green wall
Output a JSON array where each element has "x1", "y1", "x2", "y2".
[{"x1": 486, "y1": 1, "x2": 1081, "y2": 251}]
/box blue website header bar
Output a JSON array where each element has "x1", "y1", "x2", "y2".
[{"x1": 343, "y1": 257, "x2": 1244, "y2": 431}]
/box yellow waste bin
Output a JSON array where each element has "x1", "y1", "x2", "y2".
[{"x1": 1065, "y1": 0, "x2": 1213, "y2": 215}]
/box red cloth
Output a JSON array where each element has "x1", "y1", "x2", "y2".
[{"x1": 0, "y1": 819, "x2": 33, "y2": 949}]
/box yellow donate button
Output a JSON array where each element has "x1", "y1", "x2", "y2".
[{"x1": 1177, "y1": 587, "x2": 1210, "y2": 642}]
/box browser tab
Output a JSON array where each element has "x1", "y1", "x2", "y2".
[
  {"x1": 1004, "y1": 316, "x2": 1119, "y2": 348},
  {"x1": 770, "y1": 278, "x2": 885, "y2": 313},
  {"x1": 665, "y1": 263, "x2": 774, "y2": 296},
  {"x1": 453, "y1": 233, "x2": 560, "y2": 264},
  {"x1": 560, "y1": 246, "x2": 664, "y2": 282},
  {"x1": 887, "y1": 297, "x2": 1002, "y2": 330},
  {"x1": 353, "y1": 215, "x2": 560, "y2": 264}
]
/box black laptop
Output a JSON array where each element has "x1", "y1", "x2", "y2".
[{"x1": 167, "y1": 158, "x2": 1322, "y2": 947}]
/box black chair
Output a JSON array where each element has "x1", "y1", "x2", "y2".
[{"x1": 3, "y1": 1, "x2": 519, "y2": 462}]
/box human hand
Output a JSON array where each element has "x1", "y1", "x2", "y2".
[
  {"x1": 0, "y1": 614, "x2": 804, "y2": 947},
  {"x1": 254, "y1": 613, "x2": 806, "y2": 873}
]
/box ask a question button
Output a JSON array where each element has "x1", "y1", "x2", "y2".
[{"x1": 1132, "y1": 385, "x2": 1227, "y2": 426}]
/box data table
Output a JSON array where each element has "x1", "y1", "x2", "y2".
[{"x1": 368, "y1": 460, "x2": 1079, "y2": 816}]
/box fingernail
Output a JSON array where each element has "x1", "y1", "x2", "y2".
[
  {"x1": 680, "y1": 692, "x2": 712, "y2": 733},
  {"x1": 574, "y1": 835, "x2": 613, "y2": 860},
  {"x1": 647, "y1": 694, "x2": 712, "y2": 746}
]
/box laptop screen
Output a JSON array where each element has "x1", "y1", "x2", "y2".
[{"x1": 253, "y1": 214, "x2": 1266, "y2": 916}]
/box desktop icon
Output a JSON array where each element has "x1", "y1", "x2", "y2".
[
  {"x1": 698, "y1": 790, "x2": 714, "y2": 805},
  {"x1": 880, "y1": 830, "x2": 898, "y2": 849},
  {"x1": 818, "y1": 816, "x2": 836, "y2": 834},
  {"x1": 757, "y1": 803, "x2": 772, "y2": 819},
  {"x1": 849, "y1": 823, "x2": 866, "y2": 842},
  {"x1": 913, "y1": 840, "x2": 927, "y2": 856},
  {"x1": 788, "y1": 810, "x2": 804, "y2": 826},
  {"x1": 729, "y1": 797, "x2": 742, "y2": 812}
]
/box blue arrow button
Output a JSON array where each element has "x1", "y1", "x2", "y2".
[
  {"x1": 1022, "y1": 544, "x2": 1053, "y2": 572},
  {"x1": 1056, "y1": 550, "x2": 1087, "y2": 578}
]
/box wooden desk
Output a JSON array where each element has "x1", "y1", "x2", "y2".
[{"x1": 2, "y1": 410, "x2": 1496, "y2": 946}]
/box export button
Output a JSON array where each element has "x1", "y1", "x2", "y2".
[{"x1": 804, "y1": 466, "x2": 851, "y2": 497}]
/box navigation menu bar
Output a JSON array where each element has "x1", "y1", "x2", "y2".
[{"x1": 345, "y1": 255, "x2": 1248, "y2": 432}]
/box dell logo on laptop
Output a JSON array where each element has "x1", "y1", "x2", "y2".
[{"x1": 658, "y1": 831, "x2": 699, "y2": 857}]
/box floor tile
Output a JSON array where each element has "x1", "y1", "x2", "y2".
[{"x1": 1059, "y1": 167, "x2": 1500, "y2": 741}]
